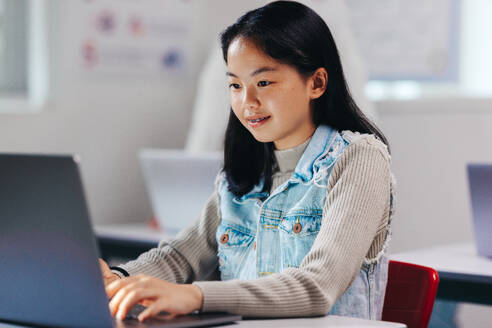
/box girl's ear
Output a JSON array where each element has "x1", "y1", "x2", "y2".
[{"x1": 308, "y1": 68, "x2": 328, "y2": 100}]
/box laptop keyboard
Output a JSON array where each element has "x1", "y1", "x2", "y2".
[
  {"x1": 114, "y1": 304, "x2": 175, "y2": 327},
  {"x1": 113, "y1": 304, "x2": 241, "y2": 327},
  {"x1": 113, "y1": 304, "x2": 165, "y2": 327},
  {"x1": 126, "y1": 304, "x2": 147, "y2": 320}
]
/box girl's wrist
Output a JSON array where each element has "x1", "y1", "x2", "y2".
[{"x1": 188, "y1": 284, "x2": 204, "y2": 311}]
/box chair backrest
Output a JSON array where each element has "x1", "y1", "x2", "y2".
[{"x1": 382, "y1": 260, "x2": 439, "y2": 328}]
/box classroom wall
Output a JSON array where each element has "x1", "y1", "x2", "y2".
[{"x1": 1, "y1": 1, "x2": 491, "y2": 256}]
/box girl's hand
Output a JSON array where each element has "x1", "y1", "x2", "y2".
[
  {"x1": 106, "y1": 274, "x2": 204, "y2": 322},
  {"x1": 99, "y1": 258, "x2": 121, "y2": 286}
]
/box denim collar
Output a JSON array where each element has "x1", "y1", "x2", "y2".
[
  {"x1": 233, "y1": 125, "x2": 338, "y2": 202},
  {"x1": 292, "y1": 125, "x2": 337, "y2": 182}
]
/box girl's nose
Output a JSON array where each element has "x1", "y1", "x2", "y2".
[{"x1": 242, "y1": 88, "x2": 260, "y2": 110}]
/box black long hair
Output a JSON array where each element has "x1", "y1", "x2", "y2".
[{"x1": 221, "y1": 0, "x2": 389, "y2": 197}]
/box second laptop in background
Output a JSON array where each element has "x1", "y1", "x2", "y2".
[
  {"x1": 139, "y1": 149, "x2": 222, "y2": 235},
  {"x1": 467, "y1": 163, "x2": 492, "y2": 258}
]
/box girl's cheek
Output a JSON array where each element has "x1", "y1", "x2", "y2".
[
  {"x1": 231, "y1": 105, "x2": 243, "y2": 122},
  {"x1": 230, "y1": 98, "x2": 242, "y2": 116}
]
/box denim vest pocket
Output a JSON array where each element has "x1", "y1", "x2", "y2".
[
  {"x1": 216, "y1": 223, "x2": 255, "y2": 280},
  {"x1": 278, "y1": 214, "x2": 322, "y2": 269}
]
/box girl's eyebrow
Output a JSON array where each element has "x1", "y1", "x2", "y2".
[{"x1": 226, "y1": 66, "x2": 277, "y2": 78}]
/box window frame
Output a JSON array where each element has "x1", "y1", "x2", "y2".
[{"x1": 0, "y1": 0, "x2": 50, "y2": 114}]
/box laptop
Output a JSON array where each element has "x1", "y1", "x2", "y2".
[
  {"x1": 467, "y1": 163, "x2": 492, "y2": 258},
  {"x1": 138, "y1": 149, "x2": 222, "y2": 235},
  {"x1": 0, "y1": 153, "x2": 240, "y2": 328}
]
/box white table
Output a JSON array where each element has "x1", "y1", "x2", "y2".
[
  {"x1": 391, "y1": 242, "x2": 492, "y2": 305},
  {"x1": 225, "y1": 315, "x2": 405, "y2": 327},
  {"x1": 0, "y1": 315, "x2": 405, "y2": 328}
]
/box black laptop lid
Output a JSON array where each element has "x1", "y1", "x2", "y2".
[{"x1": 0, "y1": 154, "x2": 113, "y2": 328}]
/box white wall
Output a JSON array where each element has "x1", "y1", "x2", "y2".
[{"x1": 378, "y1": 98, "x2": 492, "y2": 253}]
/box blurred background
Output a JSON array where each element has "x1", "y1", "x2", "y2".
[{"x1": 0, "y1": 1, "x2": 491, "y2": 327}]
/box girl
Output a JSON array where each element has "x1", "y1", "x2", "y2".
[{"x1": 100, "y1": 0, "x2": 395, "y2": 322}]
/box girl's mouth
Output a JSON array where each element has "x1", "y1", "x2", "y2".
[{"x1": 247, "y1": 116, "x2": 271, "y2": 128}]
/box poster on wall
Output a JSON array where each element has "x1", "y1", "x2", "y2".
[
  {"x1": 347, "y1": 0, "x2": 460, "y2": 81},
  {"x1": 70, "y1": 0, "x2": 194, "y2": 80}
]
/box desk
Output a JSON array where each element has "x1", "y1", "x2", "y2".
[
  {"x1": 391, "y1": 243, "x2": 492, "y2": 305},
  {"x1": 0, "y1": 315, "x2": 405, "y2": 328},
  {"x1": 223, "y1": 315, "x2": 405, "y2": 327}
]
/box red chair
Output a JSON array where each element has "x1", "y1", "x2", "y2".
[{"x1": 382, "y1": 260, "x2": 439, "y2": 328}]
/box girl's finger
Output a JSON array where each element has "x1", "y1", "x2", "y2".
[
  {"x1": 138, "y1": 301, "x2": 175, "y2": 322},
  {"x1": 115, "y1": 288, "x2": 157, "y2": 320},
  {"x1": 139, "y1": 299, "x2": 154, "y2": 307},
  {"x1": 109, "y1": 281, "x2": 142, "y2": 316},
  {"x1": 106, "y1": 275, "x2": 141, "y2": 299},
  {"x1": 98, "y1": 259, "x2": 111, "y2": 273}
]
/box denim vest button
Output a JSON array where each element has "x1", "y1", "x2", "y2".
[
  {"x1": 293, "y1": 223, "x2": 302, "y2": 233},
  {"x1": 220, "y1": 233, "x2": 229, "y2": 244}
]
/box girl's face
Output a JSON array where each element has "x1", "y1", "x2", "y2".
[{"x1": 226, "y1": 37, "x2": 319, "y2": 150}]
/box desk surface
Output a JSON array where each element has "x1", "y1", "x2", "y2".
[
  {"x1": 391, "y1": 242, "x2": 492, "y2": 284},
  {"x1": 226, "y1": 315, "x2": 405, "y2": 327},
  {"x1": 0, "y1": 315, "x2": 405, "y2": 328}
]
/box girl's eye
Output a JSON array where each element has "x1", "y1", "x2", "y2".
[
  {"x1": 258, "y1": 81, "x2": 271, "y2": 87},
  {"x1": 229, "y1": 83, "x2": 241, "y2": 89}
]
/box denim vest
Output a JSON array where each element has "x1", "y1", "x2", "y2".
[{"x1": 215, "y1": 125, "x2": 393, "y2": 320}]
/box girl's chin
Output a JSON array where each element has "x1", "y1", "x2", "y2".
[{"x1": 249, "y1": 132, "x2": 275, "y2": 143}]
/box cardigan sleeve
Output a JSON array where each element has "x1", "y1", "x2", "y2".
[
  {"x1": 114, "y1": 192, "x2": 221, "y2": 284},
  {"x1": 193, "y1": 136, "x2": 391, "y2": 317}
]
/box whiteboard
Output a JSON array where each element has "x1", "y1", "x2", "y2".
[{"x1": 346, "y1": 0, "x2": 460, "y2": 81}]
